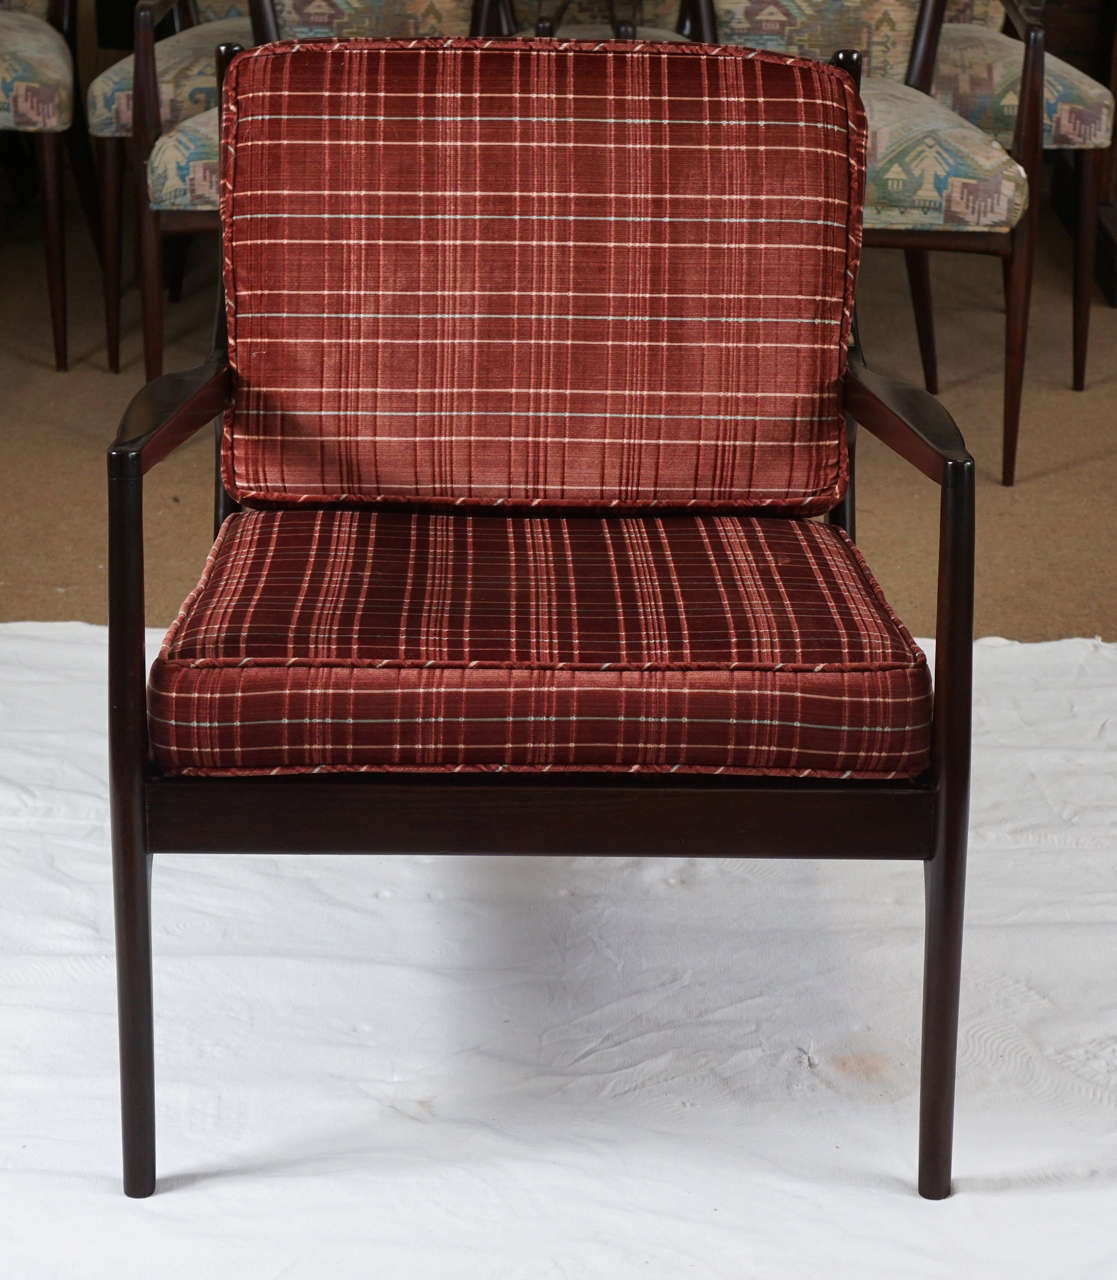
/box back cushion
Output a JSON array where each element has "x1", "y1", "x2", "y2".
[{"x1": 221, "y1": 39, "x2": 865, "y2": 513}]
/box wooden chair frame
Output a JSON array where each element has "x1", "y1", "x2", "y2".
[
  {"x1": 108, "y1": 60, "x2": 976, "y2": 1189},
  {"x1": 108, "y1": 354, "x2": 974, "y2": 1202}
]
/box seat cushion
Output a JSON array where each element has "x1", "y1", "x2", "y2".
[
  {"x1": 0, "y1": 11, "x2": 72, "y2": 132},
  {"x1": 87, "y1": 17, "x2": 253, "y2": 138},
  {"x1": 149, "y1": 509, "x2": 932, "y2": 778},
  {"x1": 0, "y1": 0, "x2": 50, "y2": 18},
  {"x1": 933, "y1": 24, "x2": 1115, "y2": 150},
  {"x1": 146, "y1": 106, "x2": 219, "y2": 210},
  {"x1": 862, "y1": 78, "x2": 1028, "y2": 230}
]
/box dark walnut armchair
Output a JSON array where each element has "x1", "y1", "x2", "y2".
[{"x1": 108, "y1": 38, "x2": 975, "y2": 1200}]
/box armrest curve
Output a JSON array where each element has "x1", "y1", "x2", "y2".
[
  {"x1": 998, "y1": 0, "x2": 1044, "y2": 39},
  {"x1": 110, "y1": 357, "x2": 232, "y2": 478},
  {"x1": 843, "y1": 361, "x2": 971, "y2": 486}
]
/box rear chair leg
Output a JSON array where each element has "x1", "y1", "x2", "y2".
[
  {"x1": 904, "y1": 249, "x2": 938, "y2": 395},
  {"x1": 1073, "y1": 149, "x2": 1099, "y2": 391}
]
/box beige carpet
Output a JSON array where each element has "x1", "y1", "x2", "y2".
[{"x1": 1, "y1": 190, "x2": 1114, "y2": 639}]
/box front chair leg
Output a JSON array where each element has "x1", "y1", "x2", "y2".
[
  {"x1": 918, "y1": 838, "x2": 967, "y2": 1199},
  {"x1": 111, "y1": 829, "x2": 156, "y2": 1197},
  {"x1": 1073, "y1": 148, "x2": 1099, "y2": 392}
]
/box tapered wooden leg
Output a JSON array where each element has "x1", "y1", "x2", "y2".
[
  {"x1": 35, "y1": 132, "x2": 66, "y2": 371},
  {"x1": 65, "y1": 94, "x2": 103, "y2": 261},
  {"x1": 1001, "y1": 220, "x2": 1035, "y2": 487},
  {"x1": 96, "y1": 137, "x2": 125, "y2": 373},
  {"x1": 165, "y1": 233, "x2": 188, "y2": 304},
  {"x1": 1073, "y1": 149, "x2": 1099, "y2": 391},
  {"x1": 111, "y1": 830, "x2": 156, "y2": 1197},
  {"x1": 138, "y1": 198, "x2": 164, "y2": 381},
  {"x1": 918, "y1": 830, "x2": 968, "y2": 1199},
  {"x1": 904, "y1": 249, "x2": 938, "y2": 394}
]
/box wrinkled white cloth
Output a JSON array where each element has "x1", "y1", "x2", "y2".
[{"x1": 1, "y1": 623, "x2": 1115, "y2": 1277}]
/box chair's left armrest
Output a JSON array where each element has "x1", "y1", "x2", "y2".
[
  {"x1": 109, "y1": 356, "x2": 232, "y2": 478},
  {"x1": 843, "y1": 360, "x2": 971, "y2": 486}
]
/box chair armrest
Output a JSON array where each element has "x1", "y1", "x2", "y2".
[
  {"x1": 999, "y1": 0, "x2": 1043, "y2": 40},
  {"x1": 844, "y1": 361, "x2": 971, "y2": 486},
  {"x1": 109, "y1": 357, "x2": 232, "y2": 478}
]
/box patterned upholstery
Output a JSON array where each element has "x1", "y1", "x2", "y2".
[
  {"x1": 933, "y1": 25, "x2": 1115, "y2": 150},
  {"x1": 0, "y1": 11, "x2": 72, "y2": 131},
  {"x1": 221, "y1": 40, "x2": 865, "y2": 513},
  {"x1": 943, "y1": 0, "x2": 1002, "y2": 27},
  {"x1": 147, "y1": 105, "x2": 219, "y2": 208},
  {"x1": 199, "y1": 0, "x2": 247, "y2": 16},
  {"x1": 863, "y1": 77, "x2": 1026, "y2": 229},
  {"x1": 271, "y1": 0, "x2": 476, "y2": 38},
  {"x1": 0, "y1": 0, "x2": 50, "y2": 18},
  {"x1": 149, "y1": 509, "x2": 933, "y2": 777},
  {"x1": 87, "y1": 17, "x2": 254, "y2": 138}
]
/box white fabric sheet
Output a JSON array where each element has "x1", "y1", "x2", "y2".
[{"x1": 1, "y1": 623, "x2": 1115, "y2": 1277}]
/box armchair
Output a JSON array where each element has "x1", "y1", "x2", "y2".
[{"x1": 108, "y1": 38, "x2": 974, "y2": 1201}]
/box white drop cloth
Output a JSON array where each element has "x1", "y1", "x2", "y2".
[{"x1": 0, "y1": 623, "x2": 1115, "y2": 1277}]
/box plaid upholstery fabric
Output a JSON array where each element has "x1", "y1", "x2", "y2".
[
  {"x1": 149, "y1": 509, "x2": 932, "y2": 777},
  {"x1": 220, "y1": 39, "x2": 865, "y2": 515}
]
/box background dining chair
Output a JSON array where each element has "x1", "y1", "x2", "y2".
[
  {"x1": 669, "y1": 0, "x2": 1042, "y2": 485},
  {"x1": 1, "y1": 0, "x2": 98, "y2": 368},
  {"x1": 132, "y1": 0, "x2": 502, "y2": 382},
  {"x1": 109, "y1": 37, "x2": 974, "y2": 1201},
  {"x1": 87, "y1": 1, "x2": 254, "y2": 372},
  {"x1": 931, "y1": 0, "x2": 1115, "y2": 389}
]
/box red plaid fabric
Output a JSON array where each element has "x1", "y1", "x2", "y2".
[
  {"x1": 149, "y1": 510, "x2": 931, "y2": 777},
  {"x1": 220, "y1": 39, "x2": 865, "y2": 514}
]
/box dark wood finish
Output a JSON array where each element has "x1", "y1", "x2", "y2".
[
  {"x1": 906, "y1": 0, "x2": 946, "y2": 92},
  {"x1": 147, "y1": 775, "x2": 937, "y2": 859},
  {"x1": 35, "y1": 133, "x2": 67, "y2": 371},
  {"x1": 1073, "y1": 148, "x2": 1099, "y2": 389},
  {"x1": 1044, "y1": 0, "x2": 1117, "y2": 306},
  {"x1": 904, "y1": 250, "x2": 938, "y2": 394},
  {"x1": 96, "y1": 136, "x2": 125, "y2": 373}
]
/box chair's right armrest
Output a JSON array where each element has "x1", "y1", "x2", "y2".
[
  {"x1": 843, "y1": 360, "x2": 972, "y2": 486},
  {"x1": 109, "y1": 356, "x2": 232, "y2": 479}
]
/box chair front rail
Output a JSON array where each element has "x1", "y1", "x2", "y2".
[{"x1": 145, "y1": 773, "x2": 939, "y2": 859}]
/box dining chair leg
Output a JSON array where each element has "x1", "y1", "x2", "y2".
[
  {"x1": 917, "y1": 830, "x2": 968, "y2": 1199},
  {"x1": 34, "y1": 132, "x2": 67, "y2": 371},
  {"x1": 165, "y1": 233, "x2": 189, "y2": 304},
  {"x1": 96, "y1": 137, "x2": 125, "y2": 373},
  {"x1": 138, "y1": 198, "x2": 165, "y2": 381},
  {"x1": 1072, "y1": 148, "x2": 1099, "y2": 392},
  {"x1": 111, "y1": 835, "x2": 156, "y2": 1198},
  {"x1": 1001, "y1": 219, "x2": 1035, "y2": 487},
  {"x1": 904, "y1": 249, "x2": 938, "y2": 394}
]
